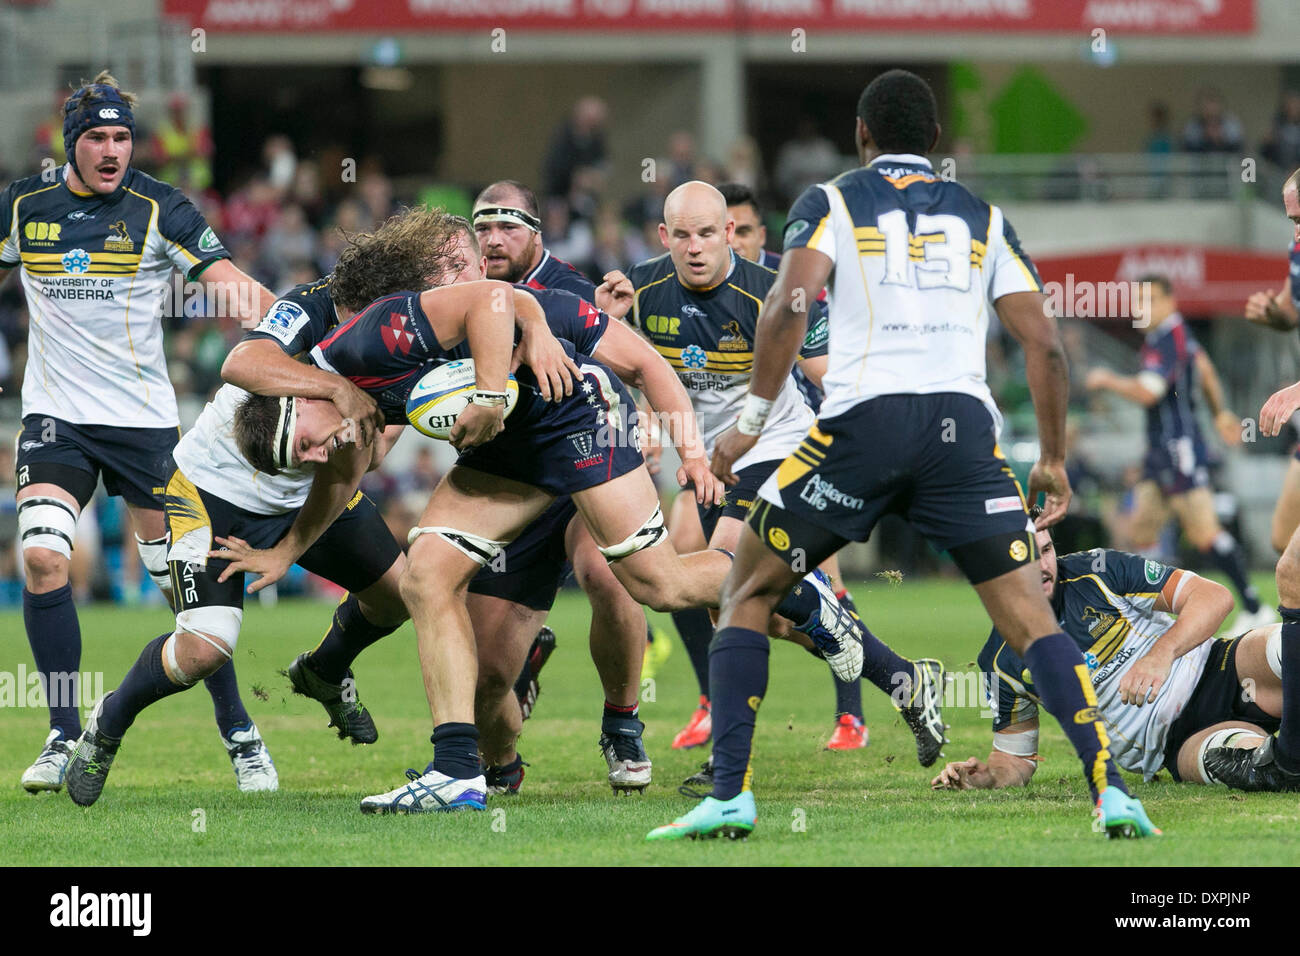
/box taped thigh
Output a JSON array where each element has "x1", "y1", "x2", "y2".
[
  {"x1": 166, "y1": 606, "x2": 243, "y2": 685},
  {"x1": 596, "y1": 503, "x2": 668, "y2": 562},
  {"x1": 408, "y1": 525, "x2": 507, "y2": 568},
  {"x1": 18, "y1": 495, "x2": 80, "y2": 559}
]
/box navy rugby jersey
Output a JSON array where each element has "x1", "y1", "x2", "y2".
[
  {"x1": 523, "y1": 249, "x2": 596, "y2": 300},
  {"x1": 310, "y1": 284, "x2": 609, "y2": 424},
  {"x1": 1138, "y1": 313, "x2": 1203, "y2": 451}
]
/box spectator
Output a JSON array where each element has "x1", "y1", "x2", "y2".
[
  {"x1": 1180, "y1": 89, "x2": 1244, "y2": 154},
  {"x1": 541, "y1": 96, "x2": 609, "y2": 201},
  {"x1": 773, "y1": 116, "x2": 843, "y2": 206},
  {"x1": 1262, "y1": 91, "x2": 1300, "y2": 171},
  {"x1": 665, "y1": 130, "x2": 700, "y2": 188},
  {"x1": 1143, "y1": 101, "x2": 1173, "y2": 154},
  {"x1": 151, "y1": 93, "x2": 214, "y2": 195},
  {"x1": 263, "y1": 133, "x2": 297, "y2": 195},
  {"x1": 724, "y1": 135, "x2": 764, "y2": 193}
]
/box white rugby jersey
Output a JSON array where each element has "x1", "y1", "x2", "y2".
[
  {"x1": 783, "y1": 154, "x2": 1042, "y2": 426},
  {"x1": 0, "y1": 166, "x2": 229, "y2": 428},
  {"x1": 981, "y1": 550, "x2": 1214, "y2": 780},
  {"x1": 628, "y1": 251, "x2": 827, "y2": 472}
]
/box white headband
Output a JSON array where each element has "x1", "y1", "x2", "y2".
[{"x1": 273, "y1": 396, "x2": 299, "y2": 472}]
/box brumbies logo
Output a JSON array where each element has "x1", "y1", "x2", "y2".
[
  {"x1": 718, "y1": 319, "x2": 749, "y2": 352},
  {"x1": 104, "y1": 219, "x2": 133, "y2": 252}
]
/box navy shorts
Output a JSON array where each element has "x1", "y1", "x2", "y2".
[
  {"x1": 750, "y1": 393, "x2": 1035, "y2": 584},
  {"x1": 696, "y1": 460, "x2": 776, "y2": 542},
  {"x1": 1142, "y1": 436, "x2": 1209, "y2": 496},
  {"x1": 162, "y1": 465, "x2": 401, "y2": 612},
  {"x1": 468, "y1": 496, "x2": 577, "y2": 612},
  {"x1": 1163, "y1": 635, "x2": 1280, "y2": 782},
  {"x1": 15, "y1": 414, "x2": 178, "y2": 509},
  {"x1": 455, "y1": 362, "x2": 643, "y2": 496}
]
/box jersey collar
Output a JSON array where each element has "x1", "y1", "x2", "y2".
[
  {"x1": 1144, "y1": 310, "x2": 1183, "y2": 343},
  {"x1": 524, "y1": 248, "x2": 551, "y2": 285},
  {"x1": 61, "y1": 163, "x2": 128, "y2": 203},
  {"x1": 868, "y1": 153, "x2": 933, "y2": 169},
  {"x1": 676, "y1": 249, "x2": 737, "y2": 294}
]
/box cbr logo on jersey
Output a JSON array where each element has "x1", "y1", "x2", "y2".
[
  {"x1": 381, "y1": 311, "x2": 415, "y2": 355},
  {"x1": 681, "y1": 344, "x2": 708, "y2": 370},
  {"x1": 62, "y1": 249, "x2": 91, "y2": 273},
  {"x1": 643, "y1": 314, "x2": 679, "y2": 335},
  {"x1": 24, "y1": 221, "x2": 62, "y2": 242},
  {"x1": 104, "y1": 219, "x2": 133, "y2": 252},
  {"x1": 98, "y1": 107, "x2": 120, "y2": 120}
]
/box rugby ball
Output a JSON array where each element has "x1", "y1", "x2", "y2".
[{"x1": 406, "y1": 359, "x2": 519, "y2": 440}]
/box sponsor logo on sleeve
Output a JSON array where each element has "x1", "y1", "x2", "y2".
[
  {"x1": 256, "y1": 299, "x2": 308, "y2": 345},
  {"x1": 1143, "y1": 559, "x2": 1165, "y2": 584},
  {"x1": 985, "y1": 495, "x2": 1024, "y2": 515},
  {"x1": 197, "y1": 227, "x2": 222, "y2": 254},
  {"x1": 783, "y1": 219, "x2": 811, "y2": 246}
]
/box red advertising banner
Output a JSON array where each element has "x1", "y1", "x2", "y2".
[
  {"x1": 161, "y1": 0, "x2": 1255, "y2": 34},
  {"x1": 1033, "y1": 245, "x2": 1285, "y2": 317}
]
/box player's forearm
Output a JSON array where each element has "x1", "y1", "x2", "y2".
[
  {"x1": 1195, "y1": 354, "x2": 1228, "y2": 416},
  {"x1": 1023, "y1": 338, "x2": 1070, "y2": 462},
  {"x1": 1097, "y1": 374, "x2": 1157, "y2": 409},
  {"x1": 464, "y1": 289, "x2": 515, "y2": 394},
  {"x1": 222, "y1": 339, "x2": 355, "y2": 404},
  {"x1": 276, "y1": 449, "x2": 371, "y2": 560},
  {"x1": 636, "y1": 354, "x2": 705, "y2": 461},
  {"x1": 750, "y1": 288, "x2": 809, "y2": 401}
]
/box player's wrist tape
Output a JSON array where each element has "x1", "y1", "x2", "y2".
[
  {"x1": 471, "y1": 390, "x2": 509, "y2": 408},
  {"x1": 737, "y1": 394, "x2": 774, "y2": 436}
]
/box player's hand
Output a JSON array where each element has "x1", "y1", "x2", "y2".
[
  {"x1": 1260, "y1": 381, "x2": 1300, "y2": 437},
  {"x1": 594, "y1": 270, "x2": 634, "y2": 320},
  {"x1": 1084, "y1": 367, "x2": 1112, "y2": 392},
  {"x1": 1244, "y1": 290, "x2": 1278, "y2": 325},
  {"x1": 1118, "y1": 648, "x2": 1172, "y2": 707},
  {"x1": 931, "y1": 757, "x2": 994, "y2": 790},
  {"x1": 678, "y1": 455, "x2": 725, "y2": 506},
  {"x1": 1215, "y1": 409, "x2": 1242, "y2": 446},
  {"x1": 513, "y1": 323, "x2": 582, "y2": 402},
  {"x1": 211, "y1": 535, "x2": 293, "y2": 594},
  {"x1": 1027, "y1": 459, "x2": 1071, "y2": 528},
  {"x1": 330, "y1": 381, "x2": 383, "y2": 447},
  {"x1": 711, "y1": 425, "x2": 758, "y2": 486},
  {"x1": 450, "y1": 402, "x2": 505, "y2": 451}
]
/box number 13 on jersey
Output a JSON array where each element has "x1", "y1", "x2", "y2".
[{"x1": 873, "y1": 209, "x2": 972, "y2": 292}]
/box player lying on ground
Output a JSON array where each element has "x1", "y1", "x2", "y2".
[
  {"x1": 2, "y1": 71, "x2": 280, "y2": 794},
  {"x1": 224, "y1": 276, "x2": 872, "y2": 815},
  {"x1": 932, "y1": 506, "x2": 1285, "y2": 791},
  {"x1": 629, "y1": 181, "x2": 944, "y2": 769},
  {"x1": 650, "y1": 69, "x2": 1157, "y2": 842},
  {"x1": 60, "y1": 209, "x2": 576, "y2": 806}
]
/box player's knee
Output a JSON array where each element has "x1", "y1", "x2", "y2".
[
  {"x1": 22, "y1": 547, "x2": 70, "y2": 591},
  {"x1": 573, "y1": 551, "x2": 627, "y2": 606},
  {"x1": 399, "y1": 561, "x2": 465, "y2": 612},
  {"x1": 167, "y1": 629, "x2": 231, "y2": 685},
  {"x1": 1276, "y1": 552, "x2": 1300, "y2": 606}
]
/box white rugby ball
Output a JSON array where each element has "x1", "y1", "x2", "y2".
[{"x1": 406, "y1": 359, "x2": 519, "y2": 440}]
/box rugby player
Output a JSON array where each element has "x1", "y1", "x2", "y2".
[
  {"x1": 932, "y1": 507, "x2": 1283, "y2": 791},
  {"x1": 0, "y1": 72, "x2": 299, "y2": 793},
  {"x1": 1086, "y1": 276, "x2": 1271, "y2": 632},
  {"x1": 222, "y1": 272, "x2": 868, "y2": 814},
  {"x1": 650, "y1": 69, "x2": 1158, "y2": 841},
  {"x1": 60, "y1": 210, "x2": 523, "y2": 806},
  {"x1": 1243, "y1": 216, "x2": 1300, "y2": 554},
  {"x1": 471, "y1": 181, "x2": 662, "y2": 790},
  {"x1": 660, "y1": 180, "x2": 873, "y2": 754},
  {"x1": 1211, "y1": 167, "x2": 1300, "y2": 792},
  {"x1": 630, "y1": 182, "x2": 942, "y2": 768}
]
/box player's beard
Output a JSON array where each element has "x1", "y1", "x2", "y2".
[{"x1": 484, "y1": 243, "x2": 535, "y2": 284}]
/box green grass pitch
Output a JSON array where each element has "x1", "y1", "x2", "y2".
[{"x1": 1, "y1": 575, "x2": 1296, "y2": 866}]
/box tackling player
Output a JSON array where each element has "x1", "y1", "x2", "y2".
[
  {"x1": 1086, "y1": 276, "x2": 1270, "y2": 632},
  {"x1": 629, "y1": 182, "x2": 942, "y2": 768},
  {"x1": 650, "y1": 69, "x2": 1157, "y2": 841},
  {"x1": 932, "y1": 507, "x2": 1283, "y2": 791},
  {"x1": 59, "y1": 209, "x2": 486, "y2": 806},
  {"x1": 0, "y1": 72, "x2": 299, "y2": 793}
]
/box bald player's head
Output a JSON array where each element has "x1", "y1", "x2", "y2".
[{"x1": 660, "y1": 181, "x2": 735, "y2": 289}]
